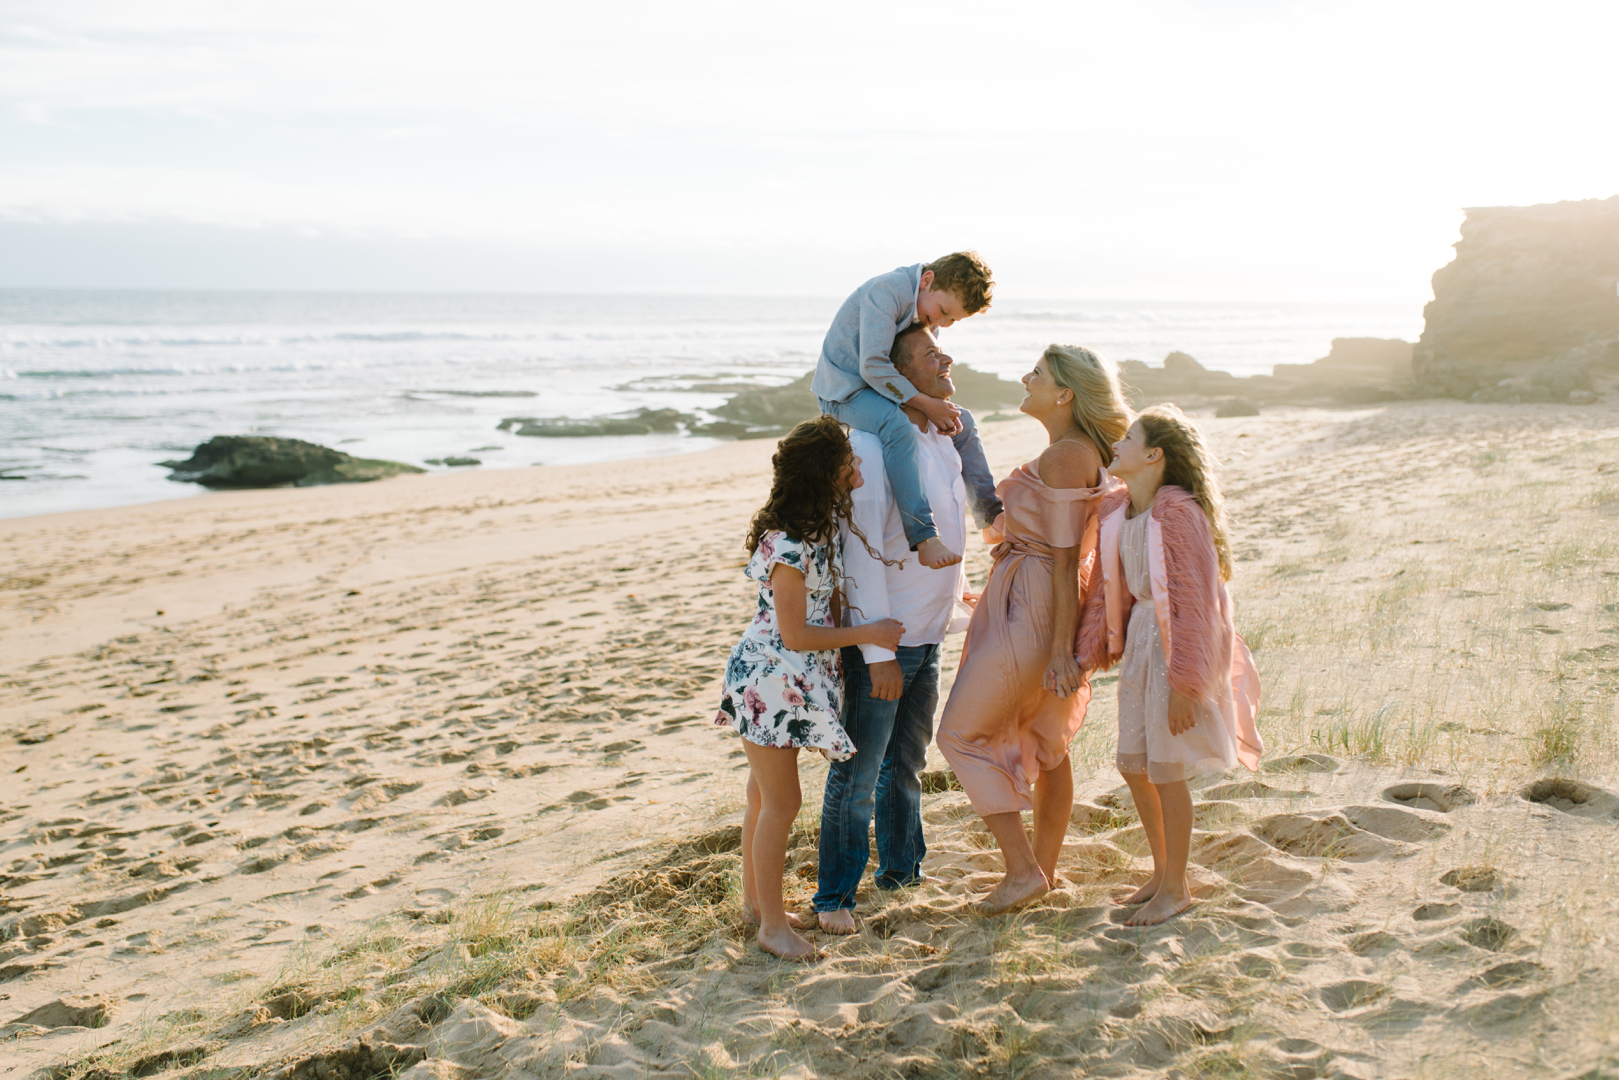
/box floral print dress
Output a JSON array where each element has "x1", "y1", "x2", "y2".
[{"x1": 715, "y1": 530, "x2": 856, "y2": 761}]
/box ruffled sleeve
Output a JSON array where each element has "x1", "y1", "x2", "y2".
[{"x1": 747, "y1": 530, "x2": 809, "y2": 584}]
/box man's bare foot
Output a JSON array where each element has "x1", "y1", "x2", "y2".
[
  {"x1": 745, "y1": 906, "x2": 811, "y2": 930},
  {"x1": 817, "y1": 909, "x2": 857, "y2": 935},
  {"x1": 1113, "y1": 877, "x2": 1161, "y2": 906},
  {"x1": 971, "y1": 870, "x2": 1048, "y2": 915},
  {"x1": 1123, "y1": 889, "x2": 1193, "y2": 926},
  {"x1": 917, "y1": 537, "x2": 962, "y2": 570},
  {"x1": 756, "y1": 924, "x2": 818, "y2": 961}
]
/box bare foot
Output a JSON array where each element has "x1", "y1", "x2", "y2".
[
  {"x1": 917, "y1": 537, "x2": 962, "y2": 570},
  {"x1": 745, "y1": 906, "x2": 812, "y2": 930},
  {"x1": 756, "y1": 924, "x2": 818, "y2": 961},
  {"x1": 817, "y1": 909, "x2": 857, "y2": 935},
  {"x1": 1123, "y1": 888, "x2": 1193, "y2": 926},
  {"x1": 971, "y1": 870, "x2": 1049, "y2": 915},
  {"x1": 1113, "y1": 877, "x2": 1161, "y2": 906}
]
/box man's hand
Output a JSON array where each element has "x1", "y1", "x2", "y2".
[
  {"x1": 868, "y1": 660, "x2": 903, "y2": 701},
  {"x1": 1168, "y1": 689, "x2": 1198, "y2": 735},
  {"x1": 909, "y1": 393, "x2": 962, "y2": 436}
]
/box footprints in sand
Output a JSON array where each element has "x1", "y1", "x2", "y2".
[
  {"x1": 464, "y1": 754, "x2": 1590, "y2": 1080},
  {"x1": 1384, "y1": 781, "x2": 1477, "y2": 813},
  {"x1": 1522, "y1": 777, "x2": 1619, "y2": 822}
]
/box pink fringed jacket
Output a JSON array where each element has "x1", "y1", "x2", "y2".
[{"x1": 1076, "y1": 485, "x2": 1263, "y2": 771}]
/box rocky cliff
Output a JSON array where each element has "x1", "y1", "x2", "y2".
[{"x1": 1415, "y1": 196, "x2": 1619, "y2": 399}]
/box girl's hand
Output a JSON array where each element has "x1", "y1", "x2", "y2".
[
  {"x1": 1168, "y1": 689, "x2": 1198, "y2": 735},
  {"x1": 865, "y1": 618, "x2": 905, "y2": 652},
  {"x1": 1043, "y1": 653, "x2": 1083, "y2": 698},
  {"x1": 960, "y1": 590, "x2": 980, "y2": 610}
]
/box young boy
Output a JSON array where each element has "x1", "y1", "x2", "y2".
[{"x1": 810, "y1": 251, "x2": 1002, "y2": 568}]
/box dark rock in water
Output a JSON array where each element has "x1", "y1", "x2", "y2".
[
  {"x1": 1214, "y1": 398, "x2": 1260, "y2": 417},
  {"x1": 498, "y1": 408, "x2": 689, "y2": 437},
  {"x1": 160, "y1": 436, "x2": 425, "y2": 488},
  {"x1": 425, "y1": 457, "x2": 482, "y2": 467},
  {"x1": 1415, "y1": 195, "x2": 1619, "y2": 398},
  {"x1": 706, "y1": 373, "x2": 819, "y2": 434},
  {"x1": 696, "y1": 363, "x2": 1025, "y2": 440}
]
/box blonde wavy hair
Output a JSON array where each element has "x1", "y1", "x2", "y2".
[
  {"x1": 1136, "y1": 404, "x2": 1234, "y2": 581},
  {"x1": 1042, "y1": 344, "x2": 1133, "y2": 465}
]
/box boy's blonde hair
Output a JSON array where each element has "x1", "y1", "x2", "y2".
[
  {"x1": 925, "y1": 251, "x2": 994, "y2": 314},
  {"x1": 1042, "y1": 344, "x2": 1133, "y2": 468},
  {"x1": 1136, "y1": 404, "x2": 1234, "y2": 581}
]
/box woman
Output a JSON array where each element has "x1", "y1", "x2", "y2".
[{"x1": 936, "y1": 344, "x2": 1131, "y2": 914}]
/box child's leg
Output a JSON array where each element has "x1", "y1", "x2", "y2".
[
  {"x1": 742, "y1": 768, "x2": 810, "y2": 929},
  {"x1": 951, "y1": 408, "x2": 1004, "y2": 531},
  {"x1": 741, "y1": 769, "x2": 762, "y2": 917},
  {"x1": 1031, "y1": 755, "x2": 1074, "y2": 885},
  {"x1": 824, "y1": 388, "x2": 939, "y2": 550},
  {"x1": 1125, "y1": 779, "x2": 1195, "y2": 926},
  {"x1": 1117, "y1": 770, "x2": 1164, "y2": 904},
  {"x1": 741, "y1": 740, "x2": 814, "y2": 959}
]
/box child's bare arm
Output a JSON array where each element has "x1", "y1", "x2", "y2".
[{"x1": 771, "y1": 564, "x2": 903, "y2": 652}]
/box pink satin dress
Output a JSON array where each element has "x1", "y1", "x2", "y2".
[{"x1": 937, "y1": 450, "x2": 1114, "y2": 816}]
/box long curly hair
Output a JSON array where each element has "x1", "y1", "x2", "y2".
[
  {"x1": 1042, "y1": 344, "x2": 1133, "y2": 463},
  {"x1": 745, "y1": 414, "x2": 858, "y2": 554},
  {"x1": 1136, "y1": 404, "x2": 1234, "y2": 581}
]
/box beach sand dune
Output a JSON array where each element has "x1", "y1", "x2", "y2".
[{"x1": 3, "y1": 397, "x2": 1618, "y2": 1079}]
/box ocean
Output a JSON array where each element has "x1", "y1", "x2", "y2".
[{"x1": 0, "y1": 290, "x2": 1424, "y2": 520}]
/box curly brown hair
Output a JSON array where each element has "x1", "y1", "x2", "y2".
[
  {"x1": 925, "y1": 250, "x2": 994, "y2": 315},
  {"x1": 745, "y1": 414, "x2": 858, "y2": 554}
]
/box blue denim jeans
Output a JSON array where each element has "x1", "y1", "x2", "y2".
[{"x1": 813, "y1": 643, "x2": 941, "y2": 912}]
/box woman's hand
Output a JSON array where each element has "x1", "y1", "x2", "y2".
[
  {"x1": 961, "y1": 590, "x2": 981, "y2": 610},
  {"x1": 864, "y1": 618, "x2": 905, "y2": 652},
  {"x1": 1168, "y1": 689, "x2": 1198, "y2": 735},
  {"x1": 1043, "y1": 653, "x2": 1083, "y2": 698}
]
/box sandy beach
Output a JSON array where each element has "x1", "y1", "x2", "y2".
[{"x1": 5, "y1": 396, "x2": 1619, "y2": 1079}]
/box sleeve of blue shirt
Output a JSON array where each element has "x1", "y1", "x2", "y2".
[{"x1": 857, "y1": 275, "x2": 921, "y2": 406}]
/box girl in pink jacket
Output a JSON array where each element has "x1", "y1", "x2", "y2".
[{"x1": 1077, "y1": 404, "x2": 1262, "y2": 926}]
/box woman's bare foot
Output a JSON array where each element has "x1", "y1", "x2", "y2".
[
  {"x1": 756, "y1": 924, "x2": 818, "y2": 961},
  {"x1": 1123, "y1": 888, "x2": 1193, "y2": 926},
  {"x1": 817, "y1": 909, "x2": 857, "y2": 935},
  {"x1": 972, "y1": 870, "x2": 1049, "y2": 915},
  {"x1": 917, "y1": 536, "x2": 962, "y2": 570},
  {"x1": 745, "y1": 906, "x2": 812, "y2": 930},
  {"x1": 1113, "y1": 877, "x2": 1161, "y2": 905}
]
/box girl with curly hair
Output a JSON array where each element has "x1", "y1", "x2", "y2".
[{"x1": 714, "y1": 415, "x2": 903, "y2": 960}]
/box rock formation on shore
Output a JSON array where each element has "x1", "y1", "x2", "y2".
[
  {"x1": 1120, "y1": 338, "x2": 1414, "y2": 412},
  {"x1": 161, "y1": 436, "x2": 425, "y2": 488},
  {"x1": 1415, "y1": 195, "x2": 1619, "y2": 401}
]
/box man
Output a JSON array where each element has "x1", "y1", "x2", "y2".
[{"x1": 815, "y1": 324, "x2": 975, "y2": 934}]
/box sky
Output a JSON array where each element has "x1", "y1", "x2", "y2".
[{"x1": 0, "y1": 1, "x2": 1615, "y2": 301}]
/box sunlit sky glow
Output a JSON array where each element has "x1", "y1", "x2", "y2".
[{"x1": 1, "y1": 0, "x2": 1615, "y2": 299}]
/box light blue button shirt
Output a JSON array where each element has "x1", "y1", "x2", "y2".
[{"x1": 810, "y1": 264, "x2": 924, "y2": 406}]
